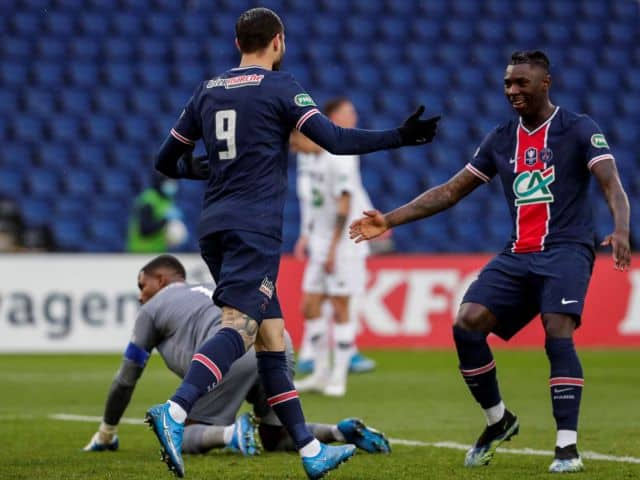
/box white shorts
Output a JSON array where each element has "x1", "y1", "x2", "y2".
[{"x1": 302, "y1": 255, "x2": 366, "y2": 297}]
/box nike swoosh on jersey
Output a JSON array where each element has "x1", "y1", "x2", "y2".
[{"x1": 561, "y1": 298, "x2": 579, "y2": 305}]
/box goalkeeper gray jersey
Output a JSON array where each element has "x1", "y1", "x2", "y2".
[{"x1": 131, "y1": 282, "x2": 221, "y2": 378}]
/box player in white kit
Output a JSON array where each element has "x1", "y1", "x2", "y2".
[{"x1": 291, "y1": 98, "x2": 374, "y2": 396}]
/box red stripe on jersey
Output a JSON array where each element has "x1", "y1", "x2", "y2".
[
  {"x1": 512, "y1": 123, "x2": 551, "y2": 253},
  {"x1": 549, "y1": 377, "x2": 584, "y2": 387},
  {"x1": 296, "y1": 108, "x2": 320, "y2": 130},
  {"x1": 192, "y1": 353, "x2": 222, "y2": 383},
  {"x1": 267, "y1": 390, "x2": 299, "y2": 406},
  {"x1": 171, "y1": 128, "x2": 195, "y2": 146}
]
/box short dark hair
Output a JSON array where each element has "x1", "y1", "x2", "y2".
[
  {"x1": 510, "y1": 50, "x2": 551, "y2": 73},
  {"x1": 323, "y1": 97, "x2": 350, "y2": 117},
  {"x1": 141, "y1": 254, "x2": 186, "y2": 279},
  {"x1": 235, "y1": 7, "x2": 284, "y2": 54}
]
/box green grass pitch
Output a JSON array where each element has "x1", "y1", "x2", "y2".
[{"x1": 1, "y1": 350, "x2": 639, "y2": 479}]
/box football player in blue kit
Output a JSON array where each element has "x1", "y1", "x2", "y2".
[
  {"x1": 147, "y1": 7, "x2": 439, "y2": 479},
  {"x1": 350, "y1": 50, "x2": 630, "y2": 473}
]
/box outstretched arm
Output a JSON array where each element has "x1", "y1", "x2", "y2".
[
  {"x1": 350, "y1": 167, "x2": 484, "y2": 242},
  {"x1": 155, "y1": 135, "x2": 209, "y2": 180},
  {"x1": 592, "y1": 159, "x2": 631, "y2": 270},
  {"x1": 299, "y1": 106, "x2": 440, "y2": 155}
]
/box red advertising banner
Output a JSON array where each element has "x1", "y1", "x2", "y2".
[{"x1": 278, "y1": 254, "x2": 640, "y2": 348}]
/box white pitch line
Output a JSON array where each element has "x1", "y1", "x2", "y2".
[
  {"x1": 41, "y1": 414, "x2": 640, "y2": 465},
  {"x1": 389, "y1": 438, "x2": 640, "y2": 464},
  {"x1": 49, "y1": 413, "x2": 144, "y2": 425}
]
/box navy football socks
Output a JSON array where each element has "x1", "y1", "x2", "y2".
[
  {"x1": 257, "y1": 351, "x2": 314, "y2": 450},
  {"x1": 171, "y1": 327, "x2": 245, "y2": 413},
  {"x1": 545, "y1": 337, "x2": 583, "y2": 432},
  {"x1": 453, "y1": 326, "x2": 502, "y2": 409}
]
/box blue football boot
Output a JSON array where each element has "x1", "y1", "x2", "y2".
[
  {"x1": 226, "y1": 412, "x2": 261, "y2": 456},
  {"x1": 297, "y1": 358, "x2": 315, "y2": 375},
  {"x1": 464, "y1": 409, "x2": 519, "y2": 467},
  {"x1": 145, "y1": 403, "x2": 185, "y2": 478},
  {"x1": 82, "y1": 433, "x2": 119, "y2": 452},
  {"x1": 349, "y1": 353, "x2": 376, "y2": 374},
  {"x1": 549, "y1": 445, "x2": 584, "y2": 473},
  {"x1": 302, "y1": 443, "x2": 356, "y2": 480},
  {"x1": 337, "y1": 418, "x2": 391, "y2": 453}
]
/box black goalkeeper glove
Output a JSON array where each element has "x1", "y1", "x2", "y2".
[{"x1": 397, "y1": 106, "x2": 441, "y2": 146}]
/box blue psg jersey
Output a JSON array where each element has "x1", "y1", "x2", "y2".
[
  {"x1": 170, "y1": 66, "x2": 323, "y2": 240},
  {"x1": 466, "y1": 107, "x2": 614, "y2": 253}
]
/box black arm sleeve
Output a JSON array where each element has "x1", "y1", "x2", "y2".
[
  {"x1": 138, "y1": 204, "x2": 167, "y2": 235},
  {"x1": 299, "y1": 113, "x2": 402, "y2": 155},
  {"x1": 155, "y1": 135, "x2": 207, "y2": 180},
  {"x1": 102, "y1": 358, "x2": 145, "y2": 426}
]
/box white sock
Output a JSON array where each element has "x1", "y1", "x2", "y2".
[
  {"x1": 484, "y1": 401, "x2": 505, "y2": 426},
  {"x1": 167, "y1": 400, "x2": 187, "y2": 424},
  {"x1": 331, "y1": 425, "x2": 345, "y2": 442},
  {"x1": 299, "y1": 438, "x2": 322, "y2": 458},
  {"x1": 222, "y1": 425, "x2": 235, "y2": 445},
  {"x1": 556, "y1": 430, "x2": 577, "y2": 448},
  {"x1": 330, "y1": 322, "x2": 356, "y2": 385}
]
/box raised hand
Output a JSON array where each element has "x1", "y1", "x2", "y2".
[
  {"x1": 398, "y1": 105, "x2": 441, "y2": 146},
  {"x1": 349, "y1": 210, "x2": 389, "y2": 243}
]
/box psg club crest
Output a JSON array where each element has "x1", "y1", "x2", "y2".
[
  {"x1": 524, "y1": 147, "x2": 538, "y2": 166},
  {"x1": 540, "y1": 147, "x2": 553, "y2": 164}
]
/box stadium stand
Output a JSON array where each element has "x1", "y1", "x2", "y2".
[{"x1": 0, "y1": 0, "x2": 638, "y2": 252}]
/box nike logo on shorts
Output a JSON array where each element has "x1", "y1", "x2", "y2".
[{"x1": 561, "y1": 298, "x2": 579, "y2": 305}]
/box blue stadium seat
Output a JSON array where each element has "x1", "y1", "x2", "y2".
[
  {"x1": 0, "y1": 63, "x2": 28, "y2": 87},
  {"x1": 553, "y1": 92, "x2": 582, "y2": 114},
  {"x1": 137, "y1": 38, "x2": 169, "y2": 61},
  {"x1": 610, "y1": 120, "x2": 636, "y2": 146},
  {"x1": 475, "y1": 20, "x2": 507, "y2": 44},
  {"x1": 2, "y1": 37, "x2": 31, "y2": 59},
  {"x1": 311, "y1": 15, "x2": 342, "y2": 38},
  {"x1": 566, "y1": 46, "x2": 598, "y2": 67},
  {"x1": 24, "y1": 90, "x2": 57, "y2": 117},
  {"x1": 210, "y1": 13, "x2": 237, "y2": 37},
  {"x1": 555, "y1": 67, "x2": 588, "y2": 92},
  {"x1": 129, "y1": 89, "x2": 161, "y2": 115},
  {"x1": 174, "y1": 64, "x2": 205, "y2": 87},
  {"x1": 26, "y1": 168, "x2": 60, "y2": 197},
  {"x1": 176, "y1": 12, "x2": 209, "y2": 37},
  {"x1": 349, "y1": 64, "x2": 382, "y2": 90},
  {"x1": 55, "y1": 196, "x2": 88, "y2": 218},
  {"x1": 44, "y1": 12, "x2": 74, "y2": 36},
  {"x1": 384, "y1": 65, "x2": 414, "y2": 90},
  {"x1": 346, "y1": 17, "x2": 375, "y2": 40},
  {"x1": 100, "y1": 170, "x2": 135, "y2": 197},
  {"x1": 103, "y1": 63, "x2": 135, "y2": 88},
  {"x1": 306, "y1": 43, "x2": 335, "y2": 64},
  {"x1": 78, "y1": 12, "x2": 109, "y2": 36},
  {"x1": 52, "y1": 219, "x2": 86, "y2": 251},
  {"x1": 36, "y1": 37, "x2": 66, "y2": 60},
  {"x1": 69, "y1": 37, "x2": 100, "y2": 60},
  {"x1": 439, "y1": 118, "x2": 470, "y2": 145},
  {"x1": 575, "y1": 22, "x2": 604, "y2": 46},
  {"x1": 376, "y1": 91, "x2": 410, "y2": 119},
  {"x1": 104, "y1": 38, "x2": 134, "y2": 61},
  {"x1": 0, "y1": 88, "x2": 18, "y2": 113},
  {"x1": 67, "y1": 63, "x2": 99, "y2": 87},
  {"x1": 452, "y1": 0, "x2": 481, "y2": 17},
  {"x1": 444, "y1": 20, "x2": 474, "y2": 44},
  {"x1": 447, "y1": 93, "x2": 478, "y2": 115},
  {"x1": 49, "y1": 115, "x2": 81, "y2": 142},
  {"x1": 319, "y1": 0, "x2": 350, "y2": 13},
  {"x1": 12, "y1": 115, "x2": 43, "y2": 143},
  {"x1": 94, "y1": 88, "x2": 127, "y2": 115},
  {"x1": 371, "y1": 44, "x2": 403, "y2": 67},
  {"x1": 618, "y1": 93, "x2": 640, "y2": 119},
  {"x1": 109, "y1": 145, "x2": 142, "y2": 169},
  {"x1": 63, "y1": 169, "x2": 96, "y2": 197},
  {"x1": 416, "y1": 66, "x2": 449, "y2": 89},
  {"x1": 606, "y1": 22, "x2": 636, "y2": 46},
  {"x1": 611, "y1": 0, "x2": 640, "y2": 20},
  {"x1": 584, "y1": 92, "x2": 616, "y2": 119},
  {"x1": 601, "y1": 47, "x2": 628, "y2": 68},
  {"x1": 58, "y1": 88, "x2": 91, "y2": 114},
  {"x1": 73, "y1": 143, "x2": 106, "y2": 170},
  {"x1": 110, "y1": 13, "x2": 142, "y2": 36},
  {"x1": 0, "y1": 169, "x2": 24, "y2": 199},
  {"x1": 542, "y1": 22, "x2": 572, "y2": 44},
  {"x1": 31, "y1": 61, "x2": 64, "y2": 87},
  {"x1": 11, "y1": 12, "x2": 41, "y2": 35},
  {"x1": 172, "y1": 39, "x2": 202, "y2": 62},
  {"x1": 84, "y1": 115, "x2": 116, "y2": 142},
  {"x1": 624, "y1": 68, "x2": 640, "y2": 91},
  {"x1": 38, "y1": 143, "x2": 70, "y2": 169},
  {"x1": 353, "y1": 0, "x2": 382, "y2": 14},
  {"x1": 118, "y1": 115, "x2": 152, "y2": 143},
  {"x1": 548, "y1": 0, "x2": 579, "y2": 19},
  {"x1": 410, "y1": 18, "x2": 441, "y2": 42},
  {"x1": 453, "y1": 66, "x2": 485, "y2": 89},
  {"x1": 508, "y1": 21, "x2": 538, "y2": 43},
  {"x1": 1, "y1": 143, "x2": 32, "y2": 169},
  {"x1": 592, "y1": 71, "x2": 619, "y2": 91},
  {"x1": 21, "y1": 197, "x2": 53, "y2": 228},
  {"x1": 138, "y1": 63, "x2": 170, "y2": 88},
  {"x1": 379, "y1": 18, "x2": 407, "y2": 42},
  {"x1": 88, "y1": 219, "x2": 126, "y2": 252},
  {"x1": 313, "y1": 64, "x2": 347, "y2": 90},
  {"x1": 435, "y1": 44, "x2": 465, "y2": 66},
  {"x1": 144, "y1": 13, "x2": 175, "y2": 35}
]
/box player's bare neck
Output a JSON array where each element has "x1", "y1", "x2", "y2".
[
  {"x1": 521, "y1": 102, "x2": 556, "y2": 131},
  {"x1": 239, "y1": 54, "x2": 273, "y2": 71}
]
